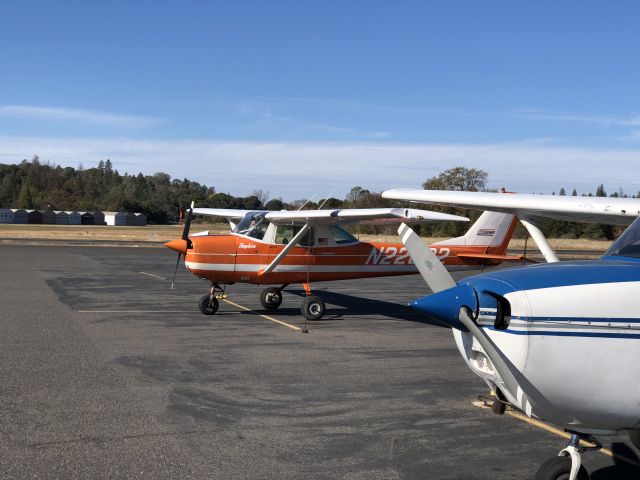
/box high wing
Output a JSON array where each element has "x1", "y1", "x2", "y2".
[
  {"x1": 263, "y1": 207, "x2": 468, "y2": 225},
  {"x1": 192, "y1": 208, "x2": 268, "y2": 230},
  {"x1": 382, "y1": 189, "x2": 640, "y2": 225},
  {"x1": 192, "y1": 208, "x2": 267, "y2": 219},
  {"x1": 383, "y1": 188, "x2": 640, "y2": 263},
  {"x1": 192, "y1": 207, "x2": 469, "y2": 226}
]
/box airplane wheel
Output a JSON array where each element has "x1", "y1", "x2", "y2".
[
  {"x1": 199, "y1": 295, "x2": 219, "y2": 315},
  {"x1": 630, "y1": 429, "x2": 640, "y2": 450},
  {"x1": 301, "y1": 295, "x2": 325, "y2": 320},
  {"x1": 534, "y1": 456, "x2": 589, "y2": 480},
  {"x1": 260, "y1": 287, "x2": 283, "y2": 310},
  {"x1": 491, "y1": 398, "x2": 506, "y2": 415}
]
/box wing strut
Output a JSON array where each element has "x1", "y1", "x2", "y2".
[
  {"x1": 260, "y1": 224, "x2": 311, "y2": 276},
  {"x1": 519, "y1": 218, "x2": 559, "y2": 263}
]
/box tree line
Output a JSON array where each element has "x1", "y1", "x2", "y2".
[{"x1": 0, "y1": 158, "x2": 633, "y2": 239}]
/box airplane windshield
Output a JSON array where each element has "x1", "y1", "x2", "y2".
[
  {"x1": 605, "y1": 216, "x2": 640, "y2": 259},
  {"x1": 233, "y1": 212, "x2": 267, "y2": 240}
]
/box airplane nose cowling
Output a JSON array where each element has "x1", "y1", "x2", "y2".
[
  {"x1": 411, "y1": 284, "x2": 477, "y2": 331},
  {"x1": 164, "y1": 239, "x2": 188, "y2": 254}
]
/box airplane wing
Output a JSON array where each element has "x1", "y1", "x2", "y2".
[
  {"x1": 382, "y1": 189, "x2": 640, "y2": 225},
  {"x1": 264, "y1": 208, "x2": 469, "y2": 225},
  {"x1": 455, "y1": 253, "x2": 535, "y2": 263},
  {"x1": 192, "y1": 208, "x2": 269, "y2": 230},
  {"x1": 192, "y1": 208, "x2": 267, "y2": 219}
]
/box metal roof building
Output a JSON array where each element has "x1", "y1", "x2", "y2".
[
  {"x1": 0, "y1": 208, "x2": 15, "y2": 224},
  {"x1": 11, "y1": 209, "x2": 28, "y2": 224}
]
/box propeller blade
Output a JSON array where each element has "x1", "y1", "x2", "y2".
[
  {"x1": 170, "y1": 252, "x2": 182, "y2": 289},
  {"x1": 457, "y1": 306, "x2": 546, "y2": 417},
  {"x1": 172, "y1": 201, "x2": 193, "y2": 288},
  {"x1": 182, "y1": 201, "x2": 194, "y2": 240},
  {"x1": 398, "y1": 223, "x2": 456, "y2": 293}
]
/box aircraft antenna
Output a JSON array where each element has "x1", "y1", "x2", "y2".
[
  {"x1": 296, "y1": 194, "x2": 317, "y2": 211},
  {"x1": 316, "y1": 189, "x2": 336, "y2": 210}
]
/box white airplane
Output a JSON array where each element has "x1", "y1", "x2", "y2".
[{"x1": 381, "y1": 188, "x2": 640, "y2": 480}]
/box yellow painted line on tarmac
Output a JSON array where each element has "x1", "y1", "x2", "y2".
[
  {"x1": 138, "y1": 271, "x2": 168, "y2": 280},
  {"x1": 221, "y1": 298, "x2": 303, "y2": 332},
  {"x1": 472, "y1": 400, "x2": 640, "y2": 467}
]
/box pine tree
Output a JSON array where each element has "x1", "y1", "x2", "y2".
[{"x1": 18, "y1": 183, "x2": 34, "y2": 209}]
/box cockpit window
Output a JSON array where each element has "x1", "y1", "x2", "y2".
[
  {"x1": 330, "y1": 225, "x2": 357, "y2": 244},
  {"x1": 234, "y1": 212, "x2": 267, "y2": 240},
  {"x1": 605, "y1": 216, "x2": 640, "y2": 258},
  {"x1": 275, "y1": 224, "x2": 314, "y2": 247}
]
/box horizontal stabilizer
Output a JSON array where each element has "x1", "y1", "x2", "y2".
[{"x1": 456, "y1": 253, "x2": 535, "y2": 263}]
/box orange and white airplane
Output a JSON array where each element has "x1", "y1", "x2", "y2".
[{"x1": 165, "y1": 205, "x2": 523, "y2": 320}]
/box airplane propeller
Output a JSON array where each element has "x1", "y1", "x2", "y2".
[
  {"x1": 397, "y1": 222, "x2": 539, "y2": 414},
  {"x1": 168, "y1": 202, "x2": 194, "y2": 289}
]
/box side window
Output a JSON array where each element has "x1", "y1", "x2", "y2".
[
  {"x1": 330, "y1": 226, "x2": 357, "y2": 244},
  {"x1": 275, "y1": 225, "x2": 296, "y2": 245},
  {"x1": 275, "y1": 225, "x2": 315, "y2": 246}
]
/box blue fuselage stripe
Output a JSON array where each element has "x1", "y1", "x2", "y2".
[
  {"x1": 487, "y1": 327, "x2": 640, "y2": 339},
  {"x1": 512, "y1": 315, "x2": 640, "y2": 324}
]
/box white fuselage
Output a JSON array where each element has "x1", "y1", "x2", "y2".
[{"x1": 452, "y1": 268, "x2": 640, "y2": 435}]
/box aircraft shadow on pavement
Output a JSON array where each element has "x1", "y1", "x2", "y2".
[
  {"x1": 591, "y1": 443, "x2": 640, "y2": 480},
  {"x1": 256, "y1": 288, "x2": 450, "y2": 328}
]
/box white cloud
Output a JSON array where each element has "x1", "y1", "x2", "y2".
[
  {"x1": 513, "y1": 109, "x2": 640, "y2": 128},
  {"x1": 1, "y1": 136, "x2": 639, "y2": 198},
  {"x1": 0, "y1": 105, "x2": 163, "y2": 129}
]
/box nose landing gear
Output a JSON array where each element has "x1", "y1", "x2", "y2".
[
  {"x1": 535, "y1": 432, "x2": 600, "y2": 480},
  {"x1": 198, "y1": 283, "x2": 225, "y2": 315}
]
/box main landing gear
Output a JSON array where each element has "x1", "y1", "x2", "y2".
[
  {"x1": 259, "y1": 285, "x2": 287, "y2": 310},
  {"x1": 258, "y1": 283, "x2": 326, "y2": 320},
  {"x1": 535, "y1": 432, "x2": 601, "y2": 480},
  {"x1": 198, "y1": 282, "x2": 327, "y2": 321}
]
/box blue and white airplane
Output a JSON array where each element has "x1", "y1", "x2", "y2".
[{"x1": 381, "y1": 188, "x2": 640, "y2": 480}]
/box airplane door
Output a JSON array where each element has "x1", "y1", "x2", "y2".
[
  {"x1": 270, "y1": 224, "x2": 315, "y2": 281},
  {"x1": 234, "y1": 236, "x2": 260, "y2": 282}
]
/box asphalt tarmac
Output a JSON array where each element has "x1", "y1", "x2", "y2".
[{"x1": 1, "y1": 245, "x2": 638, "y2": 479}]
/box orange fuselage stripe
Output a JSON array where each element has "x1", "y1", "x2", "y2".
[{"x1": 181, "y1": 234, "x2": 505, "y2": 285}]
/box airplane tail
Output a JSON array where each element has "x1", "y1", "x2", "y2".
[{"x1": 434, "y1": 210, "x2": 523, "y2": 262}]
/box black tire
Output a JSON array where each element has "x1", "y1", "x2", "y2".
[
  {"x1": 199, "y1": 295, "x2": 219, "y2": 315},
  {"x1": 491, "y1": 398, "x2": 506, "y2": 415},
  {"x1": 630, "y1": 429, "x2": 640, "y2": 450},
  {"x1": 534, "y1": 456, "x2": 589, "y2": 480},
  {"x1": 260, "y1": 287, "x2": 283, "y2": 310},
  {"x1": 301, "y1": 295, "x2": 325, "y2": 320}
]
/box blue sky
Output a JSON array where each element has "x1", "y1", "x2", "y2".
[{"x1": 1, "y1": 1, "x2": 640, "y2": 199}]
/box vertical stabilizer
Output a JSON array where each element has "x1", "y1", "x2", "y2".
[{"x1": 434, "y1": 211, "x2": 518, "y2": 255}]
